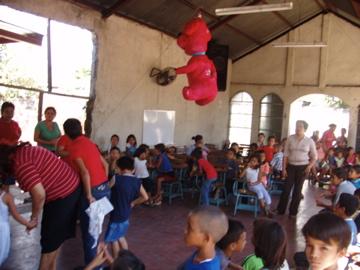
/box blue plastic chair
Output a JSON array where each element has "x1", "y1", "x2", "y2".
[{"x1": 233, "y1": 180, "x2": 260, "y2": 218}]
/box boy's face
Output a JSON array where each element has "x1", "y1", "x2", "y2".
[
  {"x1": 305, "y1": 235, "x2": 346, "y2": 270},
  {"x1": 258, "y1": 135, "x2": 265, "y2": 143},
  {"x1": 336, "y1": 152, "x2": 343, "y2": 158},
  {"x1": 111, "y1": 137, "x2": 119, "y2": 146},
  {"x1": 349, "y1": 168, "x2": 360, "y2": 180},
  {"x1": 330, "y1": 174, "x2": 342, "y2": 186},
  {"x1": 328, "y1": 150, "x2": 334, "y2": 156},
  {"x1": 184, "y1": 214, "x2": 206, "y2": 248},
  {"x1": 110, "y1": 149, "x2": 121, "y2": 160},
  {"x1": 268, "y1": 138, "x2": 275, "y2": 147},
  {"x1": 333, "y1": 203, "x2": 345, "y2": 217},
  {"x1": 226, "y1": 151, "x2": 235, "y2": 161},
  {"x1": 232, "y1": 231, "x2": 247, "y2": 253}
]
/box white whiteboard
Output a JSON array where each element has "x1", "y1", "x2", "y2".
[{"x1": 143, "y1": 110, "x2": 175, "y2": 145}]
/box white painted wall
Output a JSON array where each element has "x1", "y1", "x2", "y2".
[
  {"x1": 3, "y1": 0, "x2": 230, "y2": 150},
  {"x1": 231, "y1": 14, "x2": 360, "y2": 147}
]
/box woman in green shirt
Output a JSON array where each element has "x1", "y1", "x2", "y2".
[{"x1": 34, "y1": 107, "x2": 61, "y2": 152}]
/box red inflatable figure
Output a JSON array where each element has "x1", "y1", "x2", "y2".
[{"x1": 175, "y1": 14, "x2": 218, "y2": 106}]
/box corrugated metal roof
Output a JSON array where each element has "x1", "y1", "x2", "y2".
[{"x1": 71, "y1": 0, "x2": 360, "y2": 61}]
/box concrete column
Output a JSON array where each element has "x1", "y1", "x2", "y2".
[
  {"x1": 319, "y1": 14, "x2": 330, "y2": 88},
  {"x1": 285, "y1": 32, "x2": 295, "y2": 87}
]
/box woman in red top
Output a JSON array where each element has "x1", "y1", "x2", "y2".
[
  {"x1": 63, "y1": 118, "x2": 110, "y2": 269},
  {"x1": 190, "y1": 147, "x2": 217, "y2": 205},
  {"x1": 0, "y1": 142, "x2": 80, "y2": 270},
  {"x1": 321, "y1": 124, "x2": 338, "y2": 152}
]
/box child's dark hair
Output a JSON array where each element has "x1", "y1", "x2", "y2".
[
  {"x1": 343, "y1": 164, "x2": 352, "y2": 175},
  {"x1": 302, "y1": 212, "x2": 351, "y2": 250},
  {"x1": 126, "y1": 134, "x2": 137, "y2": 147},
  {"x1": 352, "y1": 165, "x2": 360, "y2": 174},
  {"x1": 332, "y1": 168, "x2": 346, "y2": 180},
  {"x1": 228, "y1": 148, "x2": 236, "y2": 156},
  {"x1": 258, "y1": 133, "x2": 265, "y2": 137},
  {"x1": 231, "y1": 142, "x2": 239, "y2": 147},
  {"x1": 110, "y1": 146, "x2": 121, "y2": 153},
  {"x1": 328, "y1": 148, "x2": 336, "y2": 153},
  {"x1": 253, "y1": 218, "x2": 286, "y2": 270},
  {"x1": 63, "y1": 118, "x2": 82, "y2": 140},
  {"x1": 116, "y1": 156, "x2": 134, "y2": 171},
  {"x1": 191, "y1": 147, "x2": 203, "y2": 160},
  {"x1": 267, "y1": 136, "x2": 276, "y2": 141},
  {"x1": 154, "y1": 143, "x2": 166, "y2": 153},
  {"x1": 134, "y1": 147, "x2": 146, "y2": 158},
  {"x1": 111, "y1": 134, "x2": 119, "y2": 140},
  {"x1": 138, "y1": 144, "x2": 149, "y2": 150},
  {"x1": 111, "y1": 250, "x2": 145, "y2": 270},
  {"x1": 354, "y1": 188, "x2": 360, "y2": 197},
  {"x1": 166, "y1": 146, "x2": 177, "y2": 153},
  {"x1": 347, "y1": 146, "x2": 354, "y2": 152},
  {"x1": 0, "y1": 142, "x2": 30, "y2": 182},
  {"x1": 249, "y1": 154, "x2": 261, "y2": 169},
  {"x1": 337, "y1": 193, "x2": 359, "y2": 216},
  {"x1": 191, "y1": 135, "x2": 203, "y2": 143},
  {"x1": 250, "y1": 143, "x2": 258, "y2": 149},
  {"x1": 1, "y1": 101, "x2": 15, "y2": 113},
  {"x1": 216, "y1": 219, "x2": 246, "y2": 251}
]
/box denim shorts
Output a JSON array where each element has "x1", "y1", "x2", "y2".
[{"x1": 104, "y1": 220, "x2": 129, "y2": 242}]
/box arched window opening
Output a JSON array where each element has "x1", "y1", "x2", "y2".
[
  {"x1": 259, "y1": 94, "x2": 284, "y2": 142},
  {"x1": 229, "y1": 92, "x2": 253, "y2": 145}
]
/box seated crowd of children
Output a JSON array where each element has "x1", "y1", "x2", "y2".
[{"x1": 4, "y1": 130, "x2": 360, "y2": 270}]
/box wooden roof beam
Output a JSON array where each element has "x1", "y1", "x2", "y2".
[
  {"x1": 350, "y1": 0, "x2": 360, "y2": 19},
  {"x1": 177, "y1": 0, "x2": 260, "y2": 45},
  {"x1": 0, "y1": 28, "x2": 42, "y2": 46},
  {"x1": 102, "y1": 0, "x2": 133, "y2": 19}
]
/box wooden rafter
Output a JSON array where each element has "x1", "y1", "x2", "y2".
[
  {"x1": 177, "y1": 0, "x2": 260, "y2": 45},
  {"x1": 323, "y1": 0, "x2": 338, "y2": 12},
  {"x1": 0, "y1": 28, "x2": 42, "y2": 46},
  {"x1": 102, "y1": 0, "x2": 133, "y2": 19},
  {"x1": 350, "y1": 0, "x2": 360, "y2": 19},
  {"x1": 313, "y1": 0, "x2": 326, "y2": 10}
]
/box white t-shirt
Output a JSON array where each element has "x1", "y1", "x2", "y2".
[
  {"x1": 246, "y1": 167, "x2": 259, "y2": 183},
  {"x1": 134, "y1": 157, "x2": 149, "y2": 178}
]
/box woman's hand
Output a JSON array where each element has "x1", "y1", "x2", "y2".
[
  {"x1": 282, "y1": 169, "x2": 287, "y2": 179},
  {"x1": 26, "y1": 219, "x2": 38, "y2": 234},
  {"x1": 304, "y1": 166, "x2": 311, "y2": 176},
  {"x1": 50, "y1": 138, "x2": 58, "y2": 146},
  {"x1": 87, "y1": 195, "x2": 96, "y2": 204}
]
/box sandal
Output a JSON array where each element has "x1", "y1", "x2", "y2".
[{"x1": 154, "y1": 200, "x2": 162, "y2": 206}]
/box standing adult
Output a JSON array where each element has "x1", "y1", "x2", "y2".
[
  {"x1": 0, "y1": 102, "x2": 21, "y2": 145},
  {"x1": 34, "y1": 107, "x2": 61, "y2": 153},
  {"x1": 0, "y1": 143, "x2": 81, "y2": 270},
  {"x1": 186, "y1": 135, "x2": 210, "y2": 156},
  {"x1": 321, "y1": 124, "x2": 337, "y2": 152},
  {"x1": 276, "y1": 120, "x2": 317, "y2": 219},
  {"x1": 63, "y1": 118, "x2": 110, "y2": 270},
  {"x1": 0, "y1": 102, "x2": 22, "y2": 192}
]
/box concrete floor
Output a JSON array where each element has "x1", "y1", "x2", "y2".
[{"x1": 1, "y1": 181, "x2": 323, "y2": 270}]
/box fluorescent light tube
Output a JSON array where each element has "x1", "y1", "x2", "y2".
[
  {"x1": 271, "y1": 42, "x2": 327, "y2": 47},
  {"x1": 215, "y1": 2, "x2": 293, "y2": 16}
]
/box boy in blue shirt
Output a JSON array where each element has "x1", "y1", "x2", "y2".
[
  {"x1": 177, "y1": 205, "x2": 228, "y2": 270},
  {"x1": 334, "y1": 193, "x2": 359, "y2": 245},
  {"x1": 104, "y1": 156, "x2": 148, "y2": 258},
  {"x1": 349, "y1": 165, "x2": 360, "y2": 189}
]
